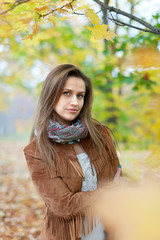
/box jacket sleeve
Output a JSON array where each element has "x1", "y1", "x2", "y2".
[{"x1": 24, "y1": 150, "x2": 96, "y2": 219}]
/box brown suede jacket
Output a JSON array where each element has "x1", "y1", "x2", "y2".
[{"x1": 23, "y1": 126, "x2": 120, "y2": 240}]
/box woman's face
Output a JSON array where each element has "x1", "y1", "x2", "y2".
[{"x1": 54, "y1": 76, "x2": 86, "y2": 125}]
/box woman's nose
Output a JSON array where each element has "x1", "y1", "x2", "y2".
[{"x1": 70, "y1": 96, "x2": 78, "y2": 105}]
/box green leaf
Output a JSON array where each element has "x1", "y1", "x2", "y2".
[{"x1": 12, "y1": 2, "x2": 39, "y2": 15}]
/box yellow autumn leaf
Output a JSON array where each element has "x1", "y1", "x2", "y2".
[
  {"x1": 86, "y1": 24, "x2": 108, "y2": 39},
  {"x1": 103, "y1": 29, "x2": 117, "y2": 42},
  {"x1": 86, "y1": 24, "x2": 117, "y2": 41},
  {"x1": 85, "y1": 9, "x2": 101, "y2": 25}
]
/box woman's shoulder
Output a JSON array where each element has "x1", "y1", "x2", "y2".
[{"x1": 23, "y1": 138, "x2": 41, "y2": 159}]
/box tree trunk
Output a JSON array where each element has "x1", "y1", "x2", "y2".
[{"x1": 100, "y1": 0, "x2": 118, "y2": 126}]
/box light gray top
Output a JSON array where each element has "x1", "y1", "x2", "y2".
[
  {"x1": 77, "y1": 152, "x2": 97, "y2": 191},
  {"x1": 77, "y1": 152, "x2": 106, "y2": 240}
]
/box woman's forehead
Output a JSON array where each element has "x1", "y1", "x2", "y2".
[{"x1": 63, "y1": 76, "x2": 86, "y2": 91}]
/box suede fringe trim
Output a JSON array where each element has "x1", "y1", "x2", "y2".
[
  {"x1": 46, "y1": 208, "x2": 95, "y2": 240},
  {"x1": 44, "y1": 149, "x2": 116, "y2": 180},
  {"x1": 70, "y1": 160, "x2": 85, "y2": 179},
  {"x1": 93, "y1": 155, "x2": 107, "y2": 175},
  {"x1": 44, "y1": 153, "x2": 111, "y2": 180},
  {"x1": 93, "y1": 130, "x2": 119, "y2": 176},
  {"x1": 44, "y1": 129, "x2": 119, "y2": 179},
  {"x1": 44, "y1": 154, "x2": 85, "y2": 179},
  {"x1": 57, "y1": 154, "x2": 79, "y2": 178}
]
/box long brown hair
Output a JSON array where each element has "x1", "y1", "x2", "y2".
[{"x1": 30, "y1": 64, "x2": 105, "y2": 166}]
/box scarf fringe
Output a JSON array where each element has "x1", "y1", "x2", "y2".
[{"x1": 46, "y1": 208, "x2": 95, "y2": 240}]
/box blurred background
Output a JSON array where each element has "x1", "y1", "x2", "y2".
[{"x1": 0, "y1": 0, "x2": 160, "y2": 239}]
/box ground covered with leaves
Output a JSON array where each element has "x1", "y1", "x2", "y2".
[{"x1": 0, "y1": 140, "x2": 45, "y2": 240}]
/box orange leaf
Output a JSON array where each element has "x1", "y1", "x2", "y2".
[
  {"x1": 23, "y1": 34, "x2": 33, "y2": 40},
  {"x1": 35, "y1": 6, "x2": 48, "y2": 11},
  {"x1": 57, "y1": 8, "x2": 67, "y2": 13},
  {"x1": 33, "y1": 24, "x2": 39, "y2": 35},
  {"x1": 21, "y1": 17, "x2": 32, "y2": 24}
]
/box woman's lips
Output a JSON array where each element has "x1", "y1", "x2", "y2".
[{"x1": 67, "y1": 109, "x2": 78, "y2": 113}]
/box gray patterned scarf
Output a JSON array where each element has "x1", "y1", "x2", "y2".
[{"x1": 48, "y1": 119, "x2": 88, "y2": 144}]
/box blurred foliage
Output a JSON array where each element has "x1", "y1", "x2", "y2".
[{"x1": 0, "y1": 0, "x2": 115, "y2": 41}]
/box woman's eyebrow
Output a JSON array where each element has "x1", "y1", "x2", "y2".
[{"x1": 63, "y1": 88, "x2": 85, "y2": 93}]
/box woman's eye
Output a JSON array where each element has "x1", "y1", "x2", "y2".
[
  {"x1": 77, "y1": 94, "x2": 84, "y2": 98},
  {"x1": 63, "y1": 91, "x2": 70, "y2": 96}
]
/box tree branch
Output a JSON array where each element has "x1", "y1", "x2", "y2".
[
  {"x1": 1, "y1": 0, "x2": 160, "y2": 36},
  {"x1": 108, "y1": 17, "x2": 160, "y2": 35},
  {"x1": 39, "y1": 0, "x2": 76, "y2": 18},
  {"x1": 0, "y1": 0, "x2": 31, "y2": 15},
  {"x1": 93, "y1": 0, "x2": 160, "y2": 35},
  {"x1": 0, "y1": 0, "x2": 76, "y2": 17}
]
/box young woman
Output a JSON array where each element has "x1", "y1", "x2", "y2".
[{"x1": 24, "y1": 64, "x2": 121, "y2": 240}]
